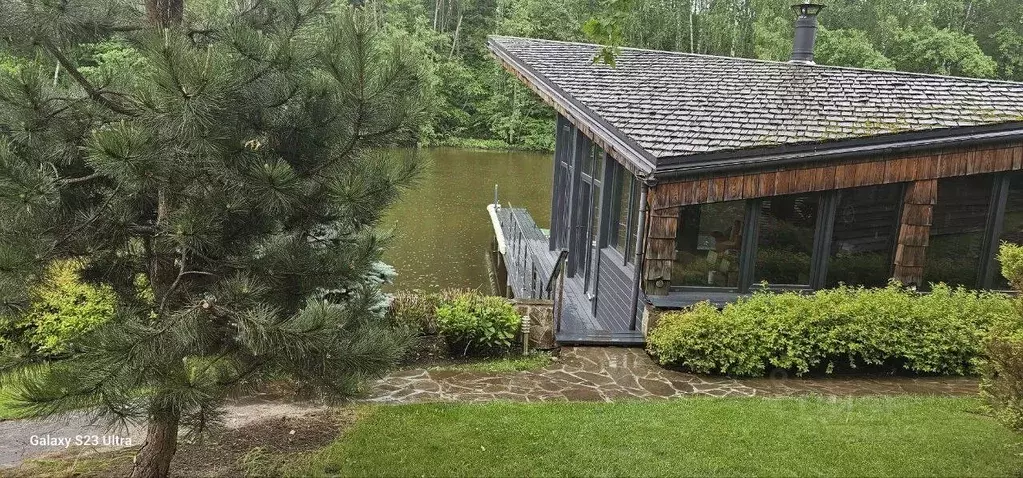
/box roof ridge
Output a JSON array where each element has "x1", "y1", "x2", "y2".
[{"x1": 488, "y1": 35, "x2": 1023, "y2": 87}]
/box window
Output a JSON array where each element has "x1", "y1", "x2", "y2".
[
  {"x1": 826, "y1": 184, "x2": 902, "y2": 288},
  {"x1": 673, "y1": 201, "x2": 747, "y2": 288},
  {"x1": 926, "y1": 175, "x2": 994, "y2": 288},
  {"x1": 754, "y1": 193, "x2": 821, "y2": 286},
  {"x1": 993, "y1": 174, "x2": 1023, "y2": 289},
  {"x1": 583, "y1": 144, "x2": 604, "y2": 291},
  {"x1": 609, "y1": 161, "x2": 636, "y2": 262}
]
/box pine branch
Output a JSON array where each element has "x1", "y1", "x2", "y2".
[
  {"x1": 59, "y1": 172, "x2": 103, "y2": 185},
  {"x1": 158, "y1": 248, "x2": 189, "y2": 316},
  {"x1": 41, "y1": 40, "x2": 138, "y2": 117}
]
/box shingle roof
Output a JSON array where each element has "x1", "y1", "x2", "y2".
[{"x1": 489, "y1": 36, "x2": 1023, "y2": 163}]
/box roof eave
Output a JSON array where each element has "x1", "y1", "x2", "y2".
[
  {"x1": 652, "y1": 122, "x2": 1023, "y2": 181},
  {"x1": 487, "y1": 37, "x2": 658, "y2": 177}
]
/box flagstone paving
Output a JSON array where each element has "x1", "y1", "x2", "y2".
[{"x1": 366, "y1": 347, "x2": 980, "y2": 403}]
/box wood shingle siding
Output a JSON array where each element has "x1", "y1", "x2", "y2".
[
  {"x1": 649, "y1": 143, "x2": 1023, "y2": 211},
  {"x1": 893, "y1": 180, "x2": 938, "y2": 286}
]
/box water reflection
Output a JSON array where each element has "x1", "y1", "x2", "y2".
[{"x1": 382, "y1": 148, "x2": 553, "y2": 291}]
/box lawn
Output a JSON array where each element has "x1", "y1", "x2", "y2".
[{"x1": 287, "y1": 398, "x2": 1023, "y2": 477}]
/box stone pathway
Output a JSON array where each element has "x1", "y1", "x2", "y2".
[{"x1": 367, "y1": 347, "x2": 980, "y2": 403}]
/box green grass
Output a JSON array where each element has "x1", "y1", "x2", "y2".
[
  {"x1": 287, "y1": 398, "x2": 1023, "y2": 477},
  {"x1": 431, "y1": 353, "x2": 554, "y2": 373}
]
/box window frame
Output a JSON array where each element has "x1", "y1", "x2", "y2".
[
  {"x1": 666, "y1": 171, "x2": 1023, "y2": 296},
  {"x1": 671, "y1": 186, "x2": 904, "y2": 294}
]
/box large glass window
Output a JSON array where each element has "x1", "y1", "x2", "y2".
[
  {"x1": 754, "y1": 193, "x2": 821, "y2": 286},
  {"x1": 826, "y1": 184, "x2": 902, "y2": 288},
  {"x1": 609, "y1": 162, "x2": 636, "y2": 262},
  {"x1": 673, "y1": 201, "x2": 747, "y2": 288},
  {"x1": 926, "y1": 175, "x2": 994, "y2": 288},
  {"x1": 583, "y1": 144, "x2": 604, "y2": 291},
  {"x1": 993, "y1": 174, "x2": 1023, "y2": 289}
]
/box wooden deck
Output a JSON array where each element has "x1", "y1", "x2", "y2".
[{"x1": 492, "y1": 206, "x2": 644, "y2": 346}]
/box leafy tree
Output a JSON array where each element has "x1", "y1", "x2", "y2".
[
  {"x1": 890, "y1": 25, "x2": 998, "y2": 78},
  {"x1": 0, "y1": 0, "x2": 427, "y2": 476},
  {"x1": 816, "y1": 28, "x2": 895, "y2": 70}
]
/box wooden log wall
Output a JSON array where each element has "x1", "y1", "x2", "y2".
[
  {"x1": 644, "y1": 142, "x2": 1023, "y2": 295},
  {"x1": 893, "y1": 180, "x2": 937, "y2": 286}
]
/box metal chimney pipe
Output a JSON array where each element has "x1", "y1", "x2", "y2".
[{"x1": 790, "y1": 2, "x2": 825, "y2": 64}]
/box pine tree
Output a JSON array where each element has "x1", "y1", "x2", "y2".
[{"x1": 0, "y1": 1, "x2": 428, "y2": 476}]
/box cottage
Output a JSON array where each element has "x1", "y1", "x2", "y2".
[{"x1": 487, "y1": 3, "x2": 1023, "y2": 345}]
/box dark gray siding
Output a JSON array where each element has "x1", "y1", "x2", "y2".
[{"x1": 594, "y1": 248, "x2": 636, "y2": 330}]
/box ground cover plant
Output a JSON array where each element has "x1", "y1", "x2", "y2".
[
  {"x1": 648, "y1": 283, "x2": 1016, "y2": 377},
  {"x1": 284, "y1": 398, "x2": 1023, "y2": 477}
]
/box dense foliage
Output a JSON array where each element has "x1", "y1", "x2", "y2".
[
  {"x1": 0, "y1": 261, "x2": 116, "y2": 359},
  {"x1": 388, "y1": 289, "x2": 443, "y2": 335},
  {"x1": 0, "y1": 1, "x2": 427, "y2": 476},
  {"x1": 361, "y1": 0, "x2": 1023, "y2": 150},
  {"x1": 388, "y1": 289, "x2": 522, "y2": 356},
  {"x1": 436, "y1": 292, "x2": 520, "y2": 355},
  {"x1": 647, "y1": 283, "x2": 1016, "y2": 377},
  {"x1": 982, "y1": 243, "x2": 1023, "y2": 431}
]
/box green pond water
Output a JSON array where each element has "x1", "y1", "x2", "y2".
[{"x1": 381, "y1": 147, "x2": 553, "y2": 291}]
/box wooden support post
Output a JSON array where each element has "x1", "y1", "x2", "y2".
[
  {"x1": 646, "y1": 207, "x2": 679, "y2": 296},
  {"x1": 644, "y1": 184, "x2": 679, "y2": 296},
  {"x1": 893, "y1": 180, "x2": 937, "y2": 287}
]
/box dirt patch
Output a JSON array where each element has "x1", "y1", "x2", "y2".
[{"x1": 2, "y1": 409, "x2": 355, "y2": 478}]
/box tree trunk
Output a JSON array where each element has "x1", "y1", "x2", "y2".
[
  {"x1": 689, "y1": 0, "x2": 696, "y2": 53},
  {"x1": 146, "y1": 0, "x2": 184, "y2": 27},
  {"x1": 129, "y1": 411, "x2": 180, "y2": 478},
  {"x1": 433, "y1": 0, "x2": 442, "y2": 31},
  {"x1": 449, "y1": 13, "x2": 463, "y2": 58}
]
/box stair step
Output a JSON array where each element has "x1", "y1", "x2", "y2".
[{"x1": 555, "y1": 330, "x2": 645, "y2": 346}]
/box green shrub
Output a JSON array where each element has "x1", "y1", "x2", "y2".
[
  {"x1": 0, "y1": 260, "x2": 116, "y2": 358},
  {"x1": 388, "y1": 290, "x2": 441, "y2": 335},
  {"x1": 435, "y1": 291, "x2": 520, "y2": 356},
  {"x1": 982, "y1": 334, "x2": 1023, "y2": 431},
  {"x1": 998, "y1": 241, "x2": 1023, "y2": 289},
  {"x1": 981, "y1": 243, "x2": 1023, "y2": 431},
  {"x1": 648, "y1": 283, "x2": 1015, "y2": 377}
]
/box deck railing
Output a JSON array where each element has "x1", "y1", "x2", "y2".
[{"x1": 547, "y1": 249, "x2": 569, "y2": 332}]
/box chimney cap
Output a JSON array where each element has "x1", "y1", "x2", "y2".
[{"x1": 791, "y1": 2, "x2": 825, "y2": 16}]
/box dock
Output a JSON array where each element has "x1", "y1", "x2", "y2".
[{"x1": 489, "y1": 204, "x2": 645, "y2": 346}]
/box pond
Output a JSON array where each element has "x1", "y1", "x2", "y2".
[{"x1": 381, "y1": 147, "x2": 553, "y2": 292}]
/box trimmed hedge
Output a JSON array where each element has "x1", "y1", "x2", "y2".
[{"x1": 648, "y1": 283, "x2": 1016, "y2": 377}]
